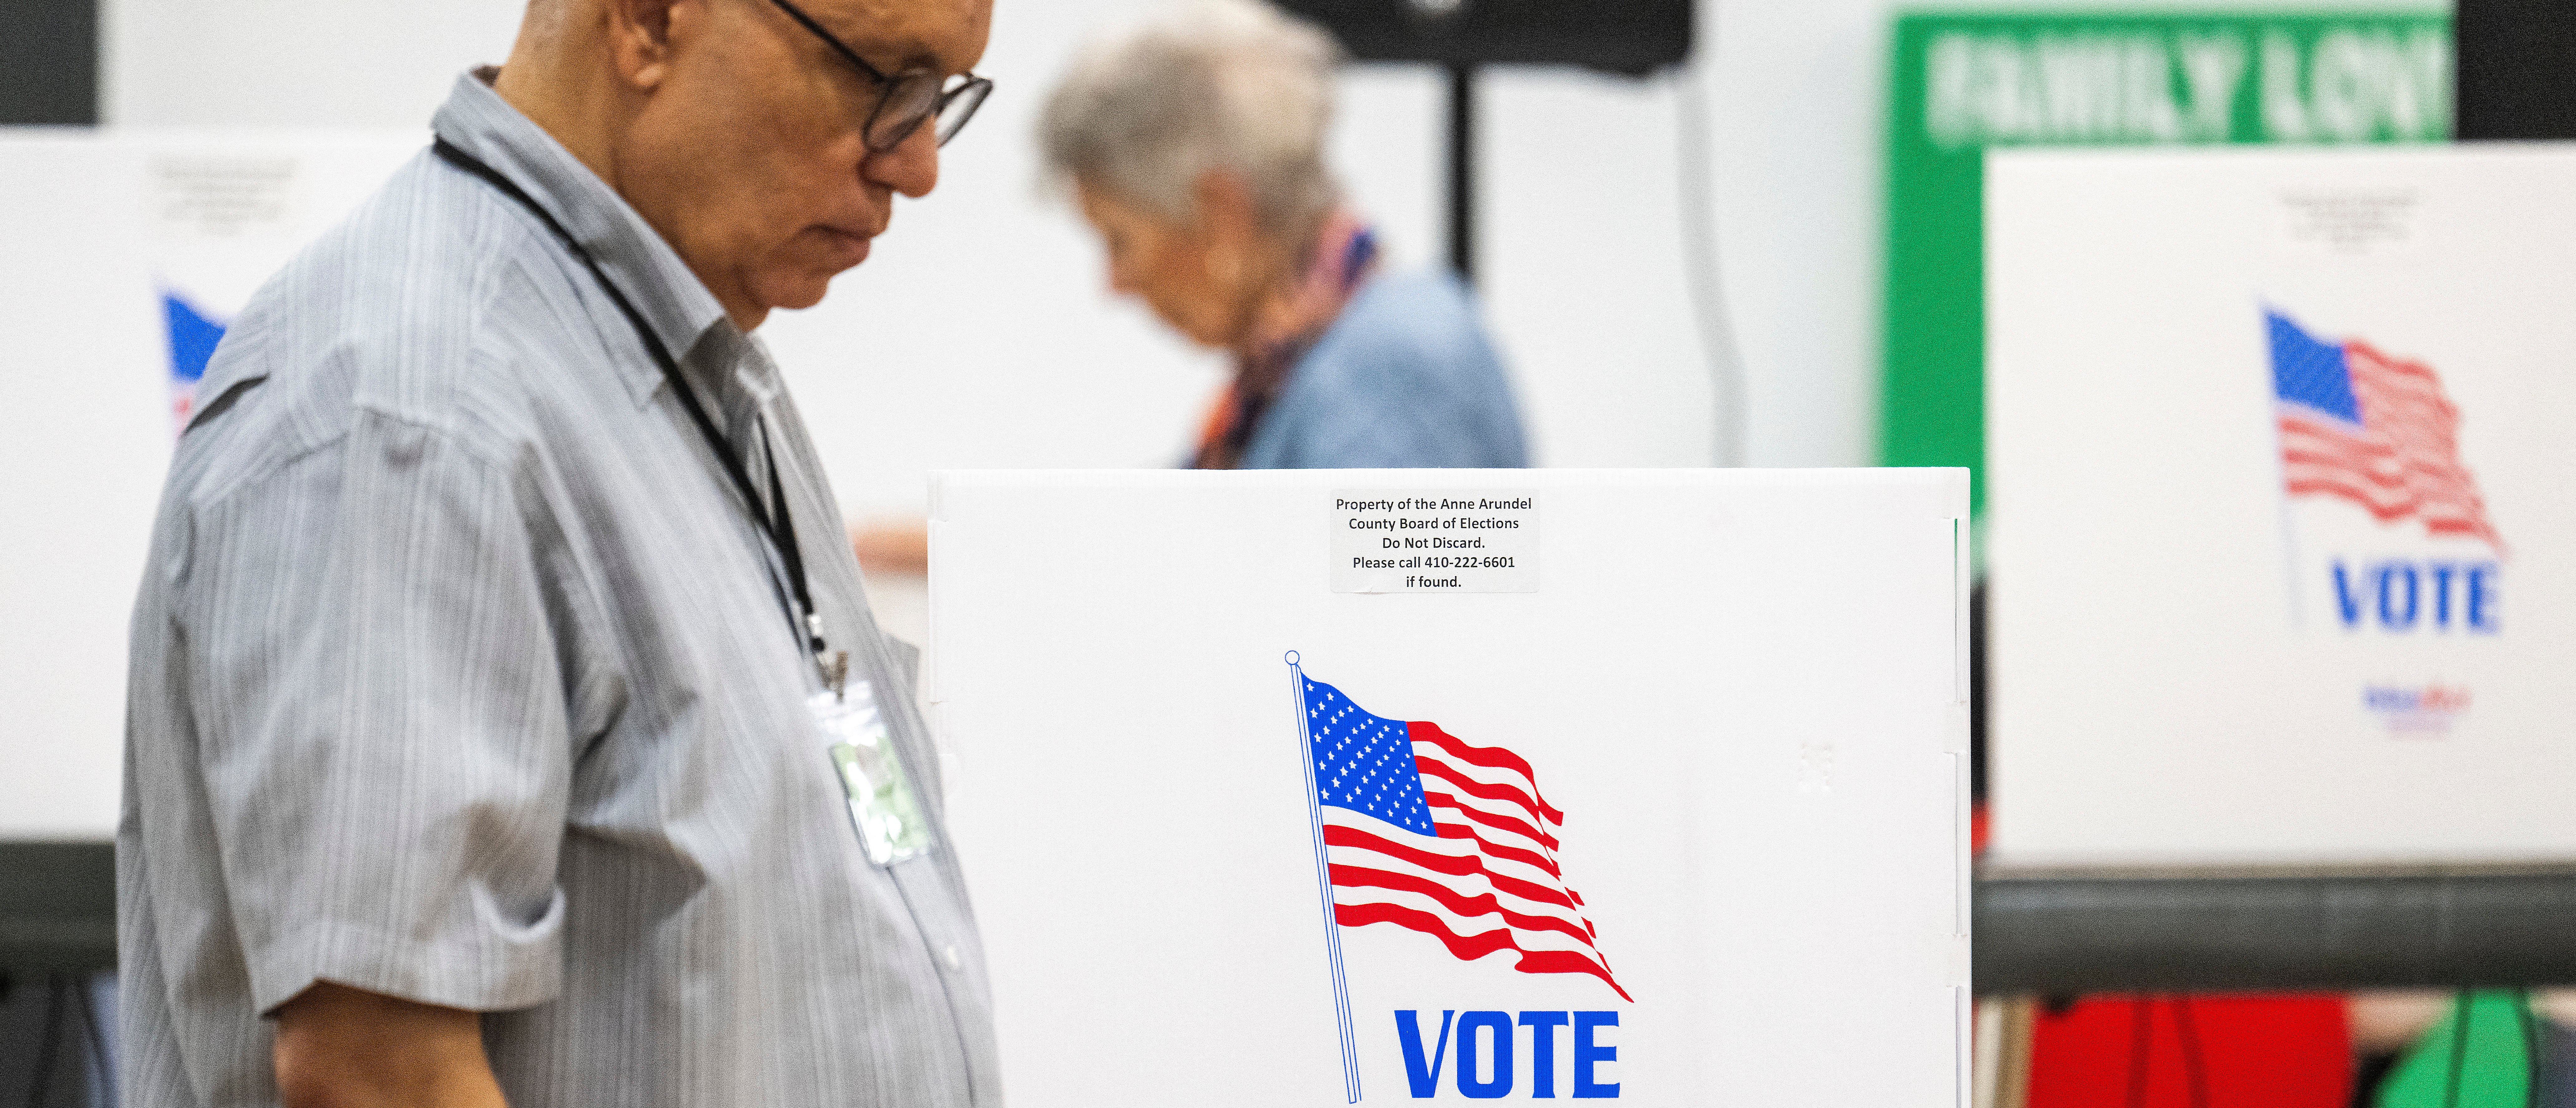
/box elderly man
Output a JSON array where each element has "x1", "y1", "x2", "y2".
[{"x1": 117, "y1": 0, "x2": 996, "y2": 1105}]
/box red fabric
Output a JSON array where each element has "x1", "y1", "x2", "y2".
[{"x1": 2026, "y1": 994, "x2": 2350, "y2": 1108}]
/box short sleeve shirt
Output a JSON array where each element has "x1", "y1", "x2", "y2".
[{"x1": 116, "y1": 71, "x2": 998, "y2": 1108}]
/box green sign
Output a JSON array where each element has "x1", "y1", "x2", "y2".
[{"x1": 1882, "y1": 10, "x2": 2452, "y2": 521}]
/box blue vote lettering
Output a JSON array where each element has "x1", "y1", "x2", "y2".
[
  {"x1": 1394, "y1": 1010, "x2": 1621, "y2": 1099},
  {"x1": 2377, "y1": 562, "x2": 2419, "y2": 628},
  {"x1": 1519, "y1": 1012, "x2": 1569, "y2": 1098},
  {"x1": 2330, "y1": 559, "x2": 2500, "y2": 633},
  {"x1": 2332, "y1": 561, "x2": 2365, "y2": 627},
  {"x1": 2468, "y1": 563, "x2": 2500, "y2": 631},
  {"x1": 1456, "y1": 1012, "x2": 1514, "y2": 1098},
  {"x1": 1573, "y1": 1012, "x2": 1620, "y2": 1099},
  {"x1": 1397, "y1": 1010, "x2": 1456, "y2": 1098}
]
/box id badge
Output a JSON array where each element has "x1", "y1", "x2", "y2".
[{"x1": 811, "y1": 680, "x2": 931, "y2": 866}]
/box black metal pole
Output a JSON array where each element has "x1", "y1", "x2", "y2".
[
  {"x1": 2456, "y1": 0, "x2": 2576, "y2": 139},
  {"x1": 0, "y1": 0, "x2": 101, "y2": 125},
  {"x1": 1445, "y1": 63, "x2": 1477, "y2": 284}
]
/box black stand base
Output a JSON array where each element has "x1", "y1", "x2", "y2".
[{"x1": 1978, "y1": 865, "x2": 2576, "y2": 994}]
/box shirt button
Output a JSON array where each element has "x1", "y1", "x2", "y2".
[{"x1": 941, "y1": 944, "x2": 962, "y2": 970}]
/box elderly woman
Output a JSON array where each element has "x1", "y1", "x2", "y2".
[
  {"x1": 1040, "y1": 0, "x2": 1530, "y2": 469},
  {"x1": 848, "y1": 1, "x2": 1528, "y2": 584}
]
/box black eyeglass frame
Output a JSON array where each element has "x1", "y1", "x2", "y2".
[{"x1": 764, "y1": 0, "x2": 993, "y2": 152}]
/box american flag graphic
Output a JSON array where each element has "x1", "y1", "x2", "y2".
[
  {"x1": 1294, "y1": 671, "x2": 1630, "y2": 1002},
  {"x1": 2266, "y1": 310, "x2": 2504, "y2": 552}
]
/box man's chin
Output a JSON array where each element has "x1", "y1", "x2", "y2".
[
  {"x1": 757, "y1": 238, "x2": 874, "y2": 312},
  {"x1": 754, "y1": 268, "x2": 850, "y2": 315}
]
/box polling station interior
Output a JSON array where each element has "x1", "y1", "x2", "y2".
[{"x1": 3, "y1": 0, "x2": 2575, "y2": 1104}]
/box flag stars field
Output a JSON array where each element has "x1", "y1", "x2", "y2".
[{"x1": 1295, "y1": 672, "x2": 1629, "y2": 1001}]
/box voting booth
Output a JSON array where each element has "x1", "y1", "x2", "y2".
[
  {"x1": 0, "y1": 131, "x2": 419, "y2": 843},
  {"x1": 929, "y1": 469, "x2": 1969, "y2": 1105},
  {"x1": 1986, "y1": 145, "x2": 2576, "y2": 868}
]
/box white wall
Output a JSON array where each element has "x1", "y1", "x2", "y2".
[
  {"x1": 0, "y1": 136, "x2": 164, "y2": 838},
  {"x1": 1684, "y1": 0, "x2": 2451, "y2": 475},
  {"x1": 0, "y1": 133, "x2": 438, "y2": 838},
  {"x1": 16, "y1": 0, "x2": 2448, "y2": 830},
  {"x1": 99, "y1": 0, "x2": 2452, "y2": 519},
  {"x1": 99, "y1": 0, "x2": 1775, "y2": 523},
  {"x1": 103, "y1": 0, "x2": 526, "y2": 129}
]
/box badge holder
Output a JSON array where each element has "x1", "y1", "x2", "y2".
[{"x1": 811, "y1": 677, "x2": 931, "y2": 866}]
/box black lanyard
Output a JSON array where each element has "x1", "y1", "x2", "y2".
[{"x1": 432, "y1": 138, "x2": 843, "y2": 690}]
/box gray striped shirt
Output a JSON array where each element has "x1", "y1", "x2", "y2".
[{"x1": 119, "y1": 71, "x2": 998, "y2": 1108}]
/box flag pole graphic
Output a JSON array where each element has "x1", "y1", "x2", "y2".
[
  {"x1": 1288, "y1": 650, "x2": 1362, "y2": 1103},
  {"x1": 2262, "y1": 307, "x2": 2310, "y2": 628}
]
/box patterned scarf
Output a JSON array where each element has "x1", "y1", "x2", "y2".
[{"x1": 1190, "y1": 211, "x2": 1380, "y2": 470}]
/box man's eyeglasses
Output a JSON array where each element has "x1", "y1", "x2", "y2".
[{"x1": 765, "y1": 0, "x2": 993, "y2": 153}]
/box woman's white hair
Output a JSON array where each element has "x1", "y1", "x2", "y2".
[{"x1": 1039, "y1": 0, "x2": 1344, "y2": 239}]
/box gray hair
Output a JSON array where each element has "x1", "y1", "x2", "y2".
[{"x1": 1038, "y1": 0, "x2": 1343, "y2": 239}]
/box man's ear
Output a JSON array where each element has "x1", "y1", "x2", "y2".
[{"x1": 603, "y1": 0, "x2": 690, "y2": 91}]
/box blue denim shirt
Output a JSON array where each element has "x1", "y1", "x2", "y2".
[{"x1": 1237, "y1": 269, "x2": 1531, "y2": 469}]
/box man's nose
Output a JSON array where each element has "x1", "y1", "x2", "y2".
[{"x1": 862, "y1": 122, "x2": 941, "y2": 199}]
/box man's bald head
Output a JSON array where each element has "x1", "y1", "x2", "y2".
[
  {"x1": 516, "y1": 0, "x2": 573, "y2": 45},
  {"x1": 494, "y1": 0, "x2": 993, "y2": 331}
]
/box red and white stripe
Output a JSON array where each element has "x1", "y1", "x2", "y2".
[
  {"x1": 1320, "y1": 721, "x2": 1630, "y2": 1000},
  {"x1": 2280, "y1": 341, "x2": 2504, "y2": 552}
]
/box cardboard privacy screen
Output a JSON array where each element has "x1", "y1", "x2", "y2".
[
  {"x1": 929, "y1": 469, "x2": 1968, "y2": 1105},
  {"x1": 0, "y1": 132, "x2": 418, "y2": 839},
  {"x1": 1988, "y1": 145, "x2": 2576, "y2": 866}
]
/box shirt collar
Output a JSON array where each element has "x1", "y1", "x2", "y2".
[{"x1": 430, "y1": 68, "x2": 736, "y2": 409}]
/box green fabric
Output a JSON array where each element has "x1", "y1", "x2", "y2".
[{"x1": 2377, "y1": 992, "x2": 2537, "y2": 1107}]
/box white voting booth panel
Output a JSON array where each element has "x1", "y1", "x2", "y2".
[
  {"x1": 1988, "y1": 145, "x2": 2576, "y2": 867},
  {"x1": 0, "y1": 131, "x2": 418, "y2": 838},
  {"x1": 931, "y1": 470, "x2": 1969, "y2": 1106}
]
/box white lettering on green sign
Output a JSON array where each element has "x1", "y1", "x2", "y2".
[{"x1": 1925, "y1": 27, "x2": 2450, "y2": 148}]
